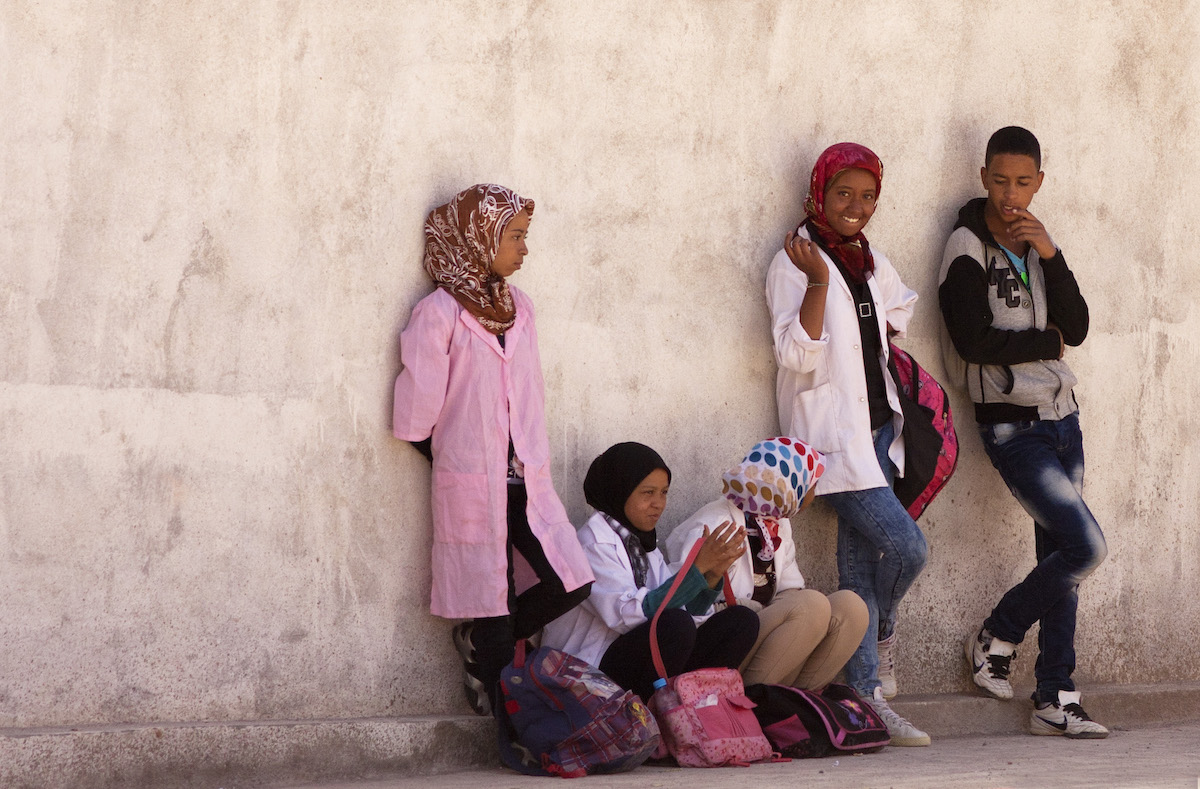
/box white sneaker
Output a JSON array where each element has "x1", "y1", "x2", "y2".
[
  {"x1": 965, "y1": 628, "x2": 1016, "y2": 699},
  {"x1": 877, "y1": 632, "x2": 898, "y2": 700},
  {"x1": 1030, "y1": 690, "x2": 1110, "y2": 739},
  {"x1": 862, "y1": 687, "x2": 931, "y2": 746}
]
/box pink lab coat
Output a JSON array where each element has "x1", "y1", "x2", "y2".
[{"x1": 393, "y1": 286, "x2": 594, "y2": 619}]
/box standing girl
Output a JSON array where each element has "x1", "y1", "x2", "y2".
[
  {"x1": 765, "y1": 144, "x2": 929, "y2": 745},
  {"x1": 393, "y1": 184, "x2": 593, "y2": 715}
]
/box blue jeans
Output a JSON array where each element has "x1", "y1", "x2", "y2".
[
  {"x1": 825, "y1": 420, "x2": 929, "y2": 696},
  {"x1": 977, "y1": 412, "x2": 1106, "y2": 703}
]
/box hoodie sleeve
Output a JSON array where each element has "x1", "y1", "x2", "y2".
[
  {"x1": 939, "y1": 254, "x2": 1062, "y2": 366},
  {"x1": 1040, "y1": 250, "x2": 1089, "y2": 347}
]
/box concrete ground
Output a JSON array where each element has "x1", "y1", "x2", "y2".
[
  {"x1": 5, "y1": 685, "x2": 1199, "y2": 788},
  {"x1": 281, "y1": 722, "x2": 1200, "y2": 789}
]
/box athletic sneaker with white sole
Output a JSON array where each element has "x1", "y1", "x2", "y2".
[
  {"x1": 965, "y1": 627, "x2": 1016, "y2": 699},
  {"x1": 877, "y1": 632, "x2": 898, "y2": 700},
  {"x1": 1029, "y1": 690, "x2": 1110, "y2": 739},
  {"x1": 862, "y1": 686, "x2": 931, "y2": 746}
]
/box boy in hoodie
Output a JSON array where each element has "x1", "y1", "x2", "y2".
[{"x1": 939, "y1": 126, "x2": 1108, "y2": 739}]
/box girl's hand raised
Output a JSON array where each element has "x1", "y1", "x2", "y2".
[
  {"x1": 785, "y1": 229, "x2": 830, "y2": 286},
  {"x1": 693, "y1": 521, "x2": 748, "y2": 587}
]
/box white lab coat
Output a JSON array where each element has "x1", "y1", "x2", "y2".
[
  {"x1": 541, "y1": 512, "x2": 713, "y2": 668},
  {"x1": 766, "y1": 225, "x2": 918, "y2": 495},
  {"x1": 665, "y1": 498, "x2": 805, "y2": 601}
]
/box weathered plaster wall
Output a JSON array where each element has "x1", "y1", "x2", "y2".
[{"x1": 2, "y1": 1, "x2": 1198, "y2": 727}]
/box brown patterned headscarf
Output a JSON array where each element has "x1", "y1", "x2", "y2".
[{"x1": 423, "y1": 184, "x2": 534, "y2": 334}]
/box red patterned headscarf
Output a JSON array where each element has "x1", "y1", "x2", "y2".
[
  {"x1": 423, "y1": 184, "x2": 534, "y2": 334},
  {"x1": 803, "y1": 143, "x2": 883, "y2": 284}
]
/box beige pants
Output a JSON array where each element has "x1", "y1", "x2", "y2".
[{"x1": 740, "y1": 588, "x2": 869, "y2": 689}]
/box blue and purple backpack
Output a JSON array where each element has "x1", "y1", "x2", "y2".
[{"x1": 495, "y1": 641, "x2": 661, "y2": 777}]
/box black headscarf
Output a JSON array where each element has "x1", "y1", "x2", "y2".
[{"x1": 583, "y1": 442, "x2": 672, "y2": 564}]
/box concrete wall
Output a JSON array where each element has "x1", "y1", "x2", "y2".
[{"x1": 3, "y1": 1, "x2": 1198, "y2": 729}]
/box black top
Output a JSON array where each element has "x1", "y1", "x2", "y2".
[{"x1": 808, "y1": 239, "x2": 891, "y2": 429}]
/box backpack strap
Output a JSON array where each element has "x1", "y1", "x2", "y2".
[{"x1": 649, "y1": 537, "x2": 738, "y2": 680}]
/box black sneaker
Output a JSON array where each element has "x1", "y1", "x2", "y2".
[
  {"x1": 451, "y1": 621, "x2": 490, "y2": 716},
  {"x1": 1029, "y1": 690, "x2": 1110, "y2": 739}
]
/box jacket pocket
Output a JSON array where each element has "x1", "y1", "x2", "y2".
[
  {"x1": 431, "y1": 470, "x2": 494, "y2": 544},
  {"x1": 1004, "y1": 360, "x2": 1078, "y2": 407},
  {"x1": 789, "y1": 382, "x2": 841, "y2": 455}
]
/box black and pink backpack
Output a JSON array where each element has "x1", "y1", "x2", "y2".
[
  {"x1": 745, "y1": 683, "x2": 889, "y2": 758},
  {"x1": 889, "y1": 344, "x2": 959, "y2": 520}
]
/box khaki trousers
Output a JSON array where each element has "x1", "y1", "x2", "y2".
[{"x1": 740, "y1": 588, "x2": 869, "y2": 689}]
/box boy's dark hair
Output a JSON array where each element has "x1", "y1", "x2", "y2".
[{"x1": 985, "y1": 126, "x2": 1041, "y2": 169}]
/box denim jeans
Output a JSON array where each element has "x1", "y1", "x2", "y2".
[
  {"x1": 977, "y1": 412, "x2": 1106, "y2": 702},
  {"x1": 825, "y1": 419, "x2": 929, "y2": 696}
]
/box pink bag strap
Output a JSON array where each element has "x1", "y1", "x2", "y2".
[{"x1": 648, "y1": 536, "x2": 737, "y2": 680}]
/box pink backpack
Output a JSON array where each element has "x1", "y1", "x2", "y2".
[
  {"x1": 646, "y1": 539, "x2": 774, "y2": 767},
  {"x1": 889, "y1": 344, "x2": 959, "y2": 519}
]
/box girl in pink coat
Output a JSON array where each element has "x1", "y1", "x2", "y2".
[{"x1": 393, "y1": 184, "x2": 594, "y2": 715}]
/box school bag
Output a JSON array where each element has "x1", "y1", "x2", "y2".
[
  {"x1": 646, "y1": 538, "x2": 774, "y2": 767},
  {"x1": 888, "y1": 343, "x2": 959, "y2": 520},
  {"x1": 744, "y1": 682, "x2": 890, "y2": 758},
  {"x1": 495, "y1": 640, "x2": 661, "y2": 778}
]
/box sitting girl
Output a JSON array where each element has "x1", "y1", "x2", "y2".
[
  {"x1": 541, "y1": 442, "x2": 760, "y2": 701},
  {"x1": 667, "y1": 437, "x2": 867, "y2": 691},
  {"x1": 392, "y1": 184, "x2": 594, "y2": 715}
]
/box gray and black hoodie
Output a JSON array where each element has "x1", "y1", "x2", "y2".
[{"x1": 938, "y1": 197, "x2": 1089, "y2": 424}]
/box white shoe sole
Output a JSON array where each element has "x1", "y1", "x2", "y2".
[
  {"x1": 888, "y1": 733, "x2": 932, "y2": 747},
  {"x1": 1030, "y1": 715, "x2": 1110, "y2": 739}
]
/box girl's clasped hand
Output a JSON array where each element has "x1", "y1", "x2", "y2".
[{"x1": 693, "y1": 521, "x2": 747, "y2": 585}]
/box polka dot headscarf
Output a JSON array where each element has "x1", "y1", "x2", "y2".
[{"x1": 721, "y1": 437, "x2": 826, "y2": 520}]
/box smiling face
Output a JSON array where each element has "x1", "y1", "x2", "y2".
[
  {"x1": 491, "y1": 209, "x2": 530, "y2": 278},
  {"x1": 822, "y1": 168, "x2": 878, "y2": 237},
  {"x1": 623, "y1": 468, "x2": 670, "y2": 533},
  {"x1": 981, "y1": 153, "x2": 1043, "y2": 227}
]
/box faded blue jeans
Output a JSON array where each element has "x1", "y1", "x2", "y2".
[
  {"x1": 978, "y1": 412, "x2": 1107, "y2": 703},
  {"x1": 825, "y1": 420, "x2": 929, "y2": 697}
]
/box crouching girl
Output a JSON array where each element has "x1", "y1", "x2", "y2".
[{"x1": 542, "y1": 442, "x2": 759, "y2": 701}]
